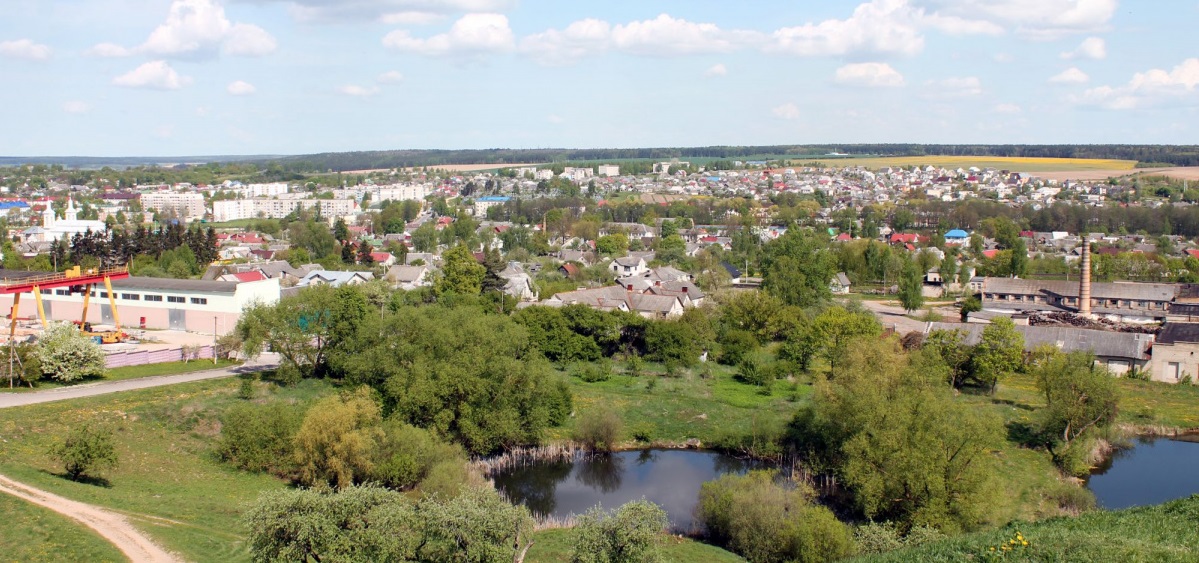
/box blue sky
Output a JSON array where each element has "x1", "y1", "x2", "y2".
[{"x1": 1, "y1": 0, "x2": 1197, "y2": 156}]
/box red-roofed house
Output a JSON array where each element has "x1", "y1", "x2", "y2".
[
  {"x1": 982, "y1": 249, "x2": 1000, "y2": 259},
  {"x1": 222, "y1": 271, "x2": 267, "y2": 283},
  {"x1": 889, "y1": 233, "x2": 920, "y2": 245},
  {"x1": 369, "y1": 252, "x2": 396, "y2": 267},
  {"x1": 1186, "y1": 249, "x2": 1199, "y2": 259},
  {"x1": 835, "y1": 233, "x2": 852, "y2": 242}
]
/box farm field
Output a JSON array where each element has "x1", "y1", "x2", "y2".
[{"x1": 812, "y1": 155, "x2": 1138, "y2": 172}]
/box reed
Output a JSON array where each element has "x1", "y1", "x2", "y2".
[{"x1": 470, "y1": 442, "x2": 593, "y2": 476}]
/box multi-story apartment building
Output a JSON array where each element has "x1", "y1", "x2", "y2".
[{"x1": 140, "y1": 192, "x2": 206, "y2": 220}]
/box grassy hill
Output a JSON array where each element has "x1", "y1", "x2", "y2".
[{"x1": 853, "y1": 495, "x2": 1199, "y2": 562}]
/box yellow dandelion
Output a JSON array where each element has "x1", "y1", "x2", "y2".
[
  {"x1": 1022, "y1": 541, "x2": 1029, "y2": 546},
  {"x1": 990, "y1": 547, "x2": 996, "y2": 551}
]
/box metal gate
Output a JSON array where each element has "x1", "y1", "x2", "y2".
[
  {"x1": 101, "y1": 304, "x2": 113, "y2": 324},
  {"x1": 41, "y1": 301, "x2": 52, "y2": 320},
  {"x1": 169, "y1": 309, "x2": 186, "y2": 331}
]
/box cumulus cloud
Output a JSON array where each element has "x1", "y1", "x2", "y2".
[
  {"x1": 0, "y1": 39, "x2": 52, "y2": 60},
  {"x1": 704, "y1": 63, "x2": 727, "y2": 77},
  {"x1": 63, "y1": 101, "x2": 92, "y2": 114},
  {"x1": 834, "y1": 62, "x2": 905, "y2": 87},
  {"x1": 383, "y1": 13, "x2": 514, "y2": 59},
  {"x1": 227, "y1": 80, "x2": 256, "y2": 95},
  {"x1": 85, "y1": 42, "x2": 133, "y2": 57},
  {"x1": 911, "y1": 0, "x2": 1116, "y2": 39},
  {"x1": 925, "y1": 76, "x2": 983, "y2": 98},
  {"x1": 1061, "y1": 36, "x2": 1105, "y2": 60},
  {"x1": 1049, "y1": 67, "x2": 1090, "y2": 83},
  {"x1": 99, "y1": 0, "x2": 276, "y2": 59},
  {"x1": 1079, "y1": 58, "x2": 1199, "y2": 109},
  {"x1": 609, "y1": 14, "x2": 757, "y2": 56},
  {"x1": 339, "y1": 84, "x2": 382, "y2": 97},
  {"x1": 518, "y1": 18, "x2": 611, "y2": 66},
  {"x1": 772, "y1": 102, "x2": 801, "y2": 120},
  {"x1": 112, "y1": 61, "x2": 192, "y2": 90},
  {"x1": 377, "y1": 70, "x2": 404, "y2": 83},
  {"x1": 273, "y1": 0, "x2": 514, "y2": 23},
  {"x1": 767, "y1": 0, "x2": 925, "y2": 57},
  {"x1": 994, "y1": 103, "x2": 1022, "y2": 114}
]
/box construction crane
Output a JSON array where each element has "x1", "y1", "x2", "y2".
[{"x1": 1, "y1": 266, "x2": 130, "y2": 387}]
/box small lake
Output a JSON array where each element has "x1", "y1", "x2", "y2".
[
  {"x1": 1086, "y1": 436, "x2": 1199, "y2": 509},
  {"x1": 491, "y1": 449, "x2": 759, "y2": 531}
]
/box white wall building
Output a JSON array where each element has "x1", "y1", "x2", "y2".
[
  {"x1": 215, "y1": 198, "x2": 360, "y2": 220},
  {"x1": 373, "y1": 184, "x2": 430, "y2": 202},
  {"x1": 597, "y1": 164, "x2": 620, "y2": 177},
  {"x1": 213, "y1": 200, "x2": 258, "y2": 222},
  {"x1": 140, "y1": 192, "x2": 206, "y2": 220}
]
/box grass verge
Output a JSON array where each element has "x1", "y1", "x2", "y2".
[
  {"x1": 0, "y1": 491, "x2": 126, "y2": 563},
  {"x1": 527, "y1": 528, "x2": 744, "y2": 563},
  {"x1": 1, "y1": 359, "x2": 241, "y2": 393}
]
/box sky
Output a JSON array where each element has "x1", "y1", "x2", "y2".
[{"x1": 1, "y1": 0, "x2": 1198, "y2": 157}]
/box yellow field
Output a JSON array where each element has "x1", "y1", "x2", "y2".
[{"x1": 812, "y1": 155, "x2": 1138, "y2": 172}]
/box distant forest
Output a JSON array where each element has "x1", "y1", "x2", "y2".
[{"x1": 260, "y1": 144, "x2": 1199, "y2": 172}]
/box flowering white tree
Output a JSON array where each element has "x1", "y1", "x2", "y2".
[{"x1": 34, "y1": 323, "x2": 106, "y2": 382}]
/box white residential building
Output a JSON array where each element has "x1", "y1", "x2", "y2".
[
  {"x1": 373, "y1": 184, "x2": 430, "y2": 202},
  {"x1": 213, "y1": 200, "x2": 258, "y2": 222},
  {"x1": 597, "y1": 164, "x2": 620, "y2": 177},
  {"x1": 140, "y1": 192, "x2": 206, "y2": 220}
]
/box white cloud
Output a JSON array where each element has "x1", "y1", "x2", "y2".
[
  {"x1": 0, "y1": 39, "x2": 52, "y2": 60},
  {"x1": 704, "y1": 63, "x2": 727, "y2": 77},
  {"x1": 62, "y1": 101, "x2": 92, "y2": 114},
  {"x1": 834, "y1": 62, "x2": 905, "y2": 87},
  {"x1": 85, "y1": 42, "x2": 132, "y2": 57},
  {"x1": 112, "y1": 61, "x2": 192, "y2": 90},
  {"x1": 227, "y1": 80, "x2": 257, "y2": 95},
  {"x1": 1079, "y1": 58, "x2": 1199, "y2": 109},
  {"x1": 925, "y1": 76, "x2": 983, "y2": 97},
  {"x1": 1049, "y1": 67, "x2": 1090, "y2": 83},
  {"x1": 911, "y1": 0, "x2": 1117, "y2": 39},
  {"x1": 518, "y1": 18, "x2": 611, "y2": 66},
  {"x1": 767, "y1": 0, "x2": 924, "y2": 57},
  {"x1": 610, "y1": 14, "x2": 756, "y2": 56},
  {"x1": 1061, "y1": 36, "x2": 1105, "y2": 59},
  {"x1": 994, "y1": 103, "x2": 1022, "y2": 114},
  {"x1": 377, "y1": 70, "x2": 404, "y2": 83},
  {"x1": 339, "y1": 84, "x2": 382, "y2": 97},
  {"x1": 772, "y1": 102, "x2": 801, "y2": 120},
  {"x1": 277, "y1": 0, "x2": 514, "y2": 23},
  {"x1": 102, "y1": 0, "x2": 277, "y2": 59},
  {"x1": 383, "y1": 13, "x2": 514, "y2": 59},
  {"x1": 547, "y1": 114, "x2": 564, "y2": 124}
]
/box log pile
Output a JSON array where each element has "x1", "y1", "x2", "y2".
[{"x1": 1027, "y1": 311, "x2": 1160, "y2": 335}]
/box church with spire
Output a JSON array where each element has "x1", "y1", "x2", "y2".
[{"x1": 23, "y1": 197, "x2": 108, "y2": 244}]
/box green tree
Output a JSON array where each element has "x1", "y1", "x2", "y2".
[
  {"x1": 34, "y1": 323, "x2": 106, "y2": 382},
  {"x1": 810, "y1": 306, "x2": 882, "y2": 375},
  {"x1": 595, "y1": 233, "x2": 629, "y2": 257},
  {"x1": 1010, "y1": 238, "x2": 1028, "y2": 277},
  {"x1": 438, "y1": 244, "x2": 486, "y2": 295},
  {"x1": 293, "y1": 387, "x2": 383, "y2": 489},
  {"x1": 50, "y1": 424, "x2": 118, "y2": 482},
  {"x1": 236, "y1": 285, "x2": 366, "y2": 380},
  {"x1": 217, "y1": 401, "x2": 303, "y2": 476},
  {"x1": 697, "y1": 471, "x2": 853, "y2": 563},
  {"x1": 761, "y1": 229, "x2": 836, "y2": 307},
  {"x1": 333, "y1": 217, "x2": 349, "y2": 241},
  {"x1": 571, "y1": 500, "x2": 669, "y2": 563},
  {"x1": 411, "y1": 222, "x2": 438, "y2": 252},
  {"x1": 1029, "y1": 347, "x2": 1120, "y2": 475},
  {"x1": 970, "y1": 317, "x2": 1024, "y2": 393},
  {"x1": 898, "y1": 257, "x2": 925, "y2": 312}
]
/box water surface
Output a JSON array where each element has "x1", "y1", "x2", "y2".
[{"x1": 1086, "y1": 436, "x2": 1199, "y2": 509}]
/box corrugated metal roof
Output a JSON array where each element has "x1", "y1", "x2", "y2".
[
  {"x1": 924, "y1": 322, "x2": 1152, "y2": 360},
  {"x1": 983, "y1": 277, "x2": 1178, "y2": 302}
]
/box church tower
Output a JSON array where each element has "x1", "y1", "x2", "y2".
[
  {"x1": 42, "y1": 202, "x2": 56, "y2": 228},
  {"x1": 65, "y1": 197, "x2": 78, "y2": 222}
]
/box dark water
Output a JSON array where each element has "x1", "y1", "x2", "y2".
[
  {"x1": 491, "y1": 449, "x2": 758, "y2": 530},
  {"x1": 1086, "y1": 436, "x2": 1199, "y2": 509}
]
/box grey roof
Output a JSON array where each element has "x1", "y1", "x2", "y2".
[
  {"x1": 924, "y1": 322, "x2": 1152, "y2": 360},
  {"x1": 112, "y1": 276, "x2": 240, "y2": 293},
  {"x1": 835, "y1": 272, "x2": 852, "y2": 286},
  {"x1": 1157, "y1": 323, "x2": 1199, "y2": 345},
  {"x1": 982, "y1": 277, "x2": 1178, "y2": 302},
  {"x1": 386, "y1": 265, "x2": 427, "y2": 283}
]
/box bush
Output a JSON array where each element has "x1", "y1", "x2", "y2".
[
  {"x1": 717, "y1": 329, "x2": 758, "y2": 366},
  {"x1": 577, "y1": 361, "x2": 612, "y2": 383},
  {"x1": 697, "y1": 471, "x2": 854, "y2": 563},
  {"x1": 736, "y1": 358, "x2": 771, "y2": 388},
  {"x1": 571, "y1": 500, "x2": 669, "y2": 563},
  {"x1": 216, "y1": 401, "x2": 303, "y2": 475},
  {"x1": 49, "y1": 424, "x2": 118, "y2": 481},
  {"x1": 293, "y1": 387, "x2": 384, "y2": 489},
  {"x1": 372, "y1": 421, "x2": 467, "y2": 492},
  {"x1": 575, "y1": 408, "x2": 623, "y2": 452},
  {"x1": 34, "y1": 323, "x2": 106, "y2": 382}
]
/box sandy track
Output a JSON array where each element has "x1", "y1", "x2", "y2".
[{"x1": 0, "y1": 474, "x2": 181, "y2": 562}]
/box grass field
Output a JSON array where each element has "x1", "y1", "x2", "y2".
[
  {"x1": 0, "y1": 492, "x2": 126, "y2": 563},
  {"x1": 810, "y1": 155, "x2": 1138, "y2": 172},
  {"x1": 1, "y1": 359, "x2": 241, "y2": 393},
  {"x1": 0, "y1": 377, "x2": 333, "y2": 562},
  {"x1": 995, "y1": 371, "x2": 1199, "y2": 430},
  {"x1": 853, "y1": 494, "x2": 1199, "y2": 562},
  {"x1": 527, "y1": 528, "x2": 743, "y2": 562}
]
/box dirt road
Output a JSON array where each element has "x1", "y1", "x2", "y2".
[
  {"x1": 0, "y1": 474, "x2": 180, "y2": 562},
  {"x1": 0, "y1": 353, "x2": 278, "y2": 409}
]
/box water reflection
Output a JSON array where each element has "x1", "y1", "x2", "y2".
[
  {"x1": 1087, "y1": 437, "x2": 1199, "y2": 510},
  {"x1": 492, "y1": 449, "x2": 761, "y2": 529}
]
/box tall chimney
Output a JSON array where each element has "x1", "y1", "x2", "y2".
[{"x1": 1079, "y1": 241, "x2": 1092, "y2": 317}]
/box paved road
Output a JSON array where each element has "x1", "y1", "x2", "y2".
[
  {"x1": 0, "y1": 474, "x2": 182, "y2": 562},
  {"x1": 0, "y1": 354, "x2": 279, "y2": 409}
]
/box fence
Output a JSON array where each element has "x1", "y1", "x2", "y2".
[{"x1": 104, "y1": 345, "x2": 214, "y2": 369}]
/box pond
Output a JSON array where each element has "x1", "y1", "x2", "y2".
[
  {"x1": 1086, "y1": 436, "x2": 1199, "y2": 510},
  {"x1": 491, "y1": 449, "x2": 760, "y2": 531}
]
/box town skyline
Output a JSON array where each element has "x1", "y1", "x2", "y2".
[{"x1": 3, "y1": 0, "x2": 1198, "y2": 156}]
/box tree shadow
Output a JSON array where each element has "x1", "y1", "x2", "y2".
[
  {"x1": 990, "y1": 397, "x2": 1036, "y2": 411},
  {"x1": 1005, "y1": 421, "x2": 1045, "y2": 449},
  {"x1": 41, "y1": 468, "x2": 112, "y2": 488}
]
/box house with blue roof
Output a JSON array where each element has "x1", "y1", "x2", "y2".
[{"x1": 945, "y1": 229, "x2": 970, "y2": 245}]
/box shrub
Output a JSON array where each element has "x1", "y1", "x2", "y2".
[
  {"x1": 34, "y1": 323, "x2": 106, "y2": 382},
  {"x1": 575, "y1": 408, "x2": 623, "y2": 452},
  {"x1": 217, "y1": 401, "x2": 303, "y2": 475},
  {"x1": 49, "y1": 424, "x2": 118, "y2": 481},
  {"x1": 571, "y1": 500, "x2": 669, "y2": 563},
  {"x1": 237, "y1": 378, "x2": 255, "y2": 400},
  {"x1": 577, "y1": 361, "x2": 612, "y2": 383},
  {"x1": 854, "y1": 522, "x2": 904, "y2": 554},
  {"x1": 717, "y1": 329, "x2": 758, "y2": 366},
  {"x1": 697, "y1": 471, "x2": 854, "y2": 563},
  {"x1": 293, "y1": 387, "x2": 384, "y2": 488},
  {"x1": 736, "y1": 358, "x2": 771, "y2": 388},
  {"x1": 371, "y1": 421, "x2": 467, "y2": 492}
]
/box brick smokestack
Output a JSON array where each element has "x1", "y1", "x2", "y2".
[{"x1": 1079, "y1": 241, "x2": 1092, "y2": 317}]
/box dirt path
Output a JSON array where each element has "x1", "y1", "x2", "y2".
[{"x1": 0, "y1": 474, "x2": 181, "y2": 562}]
